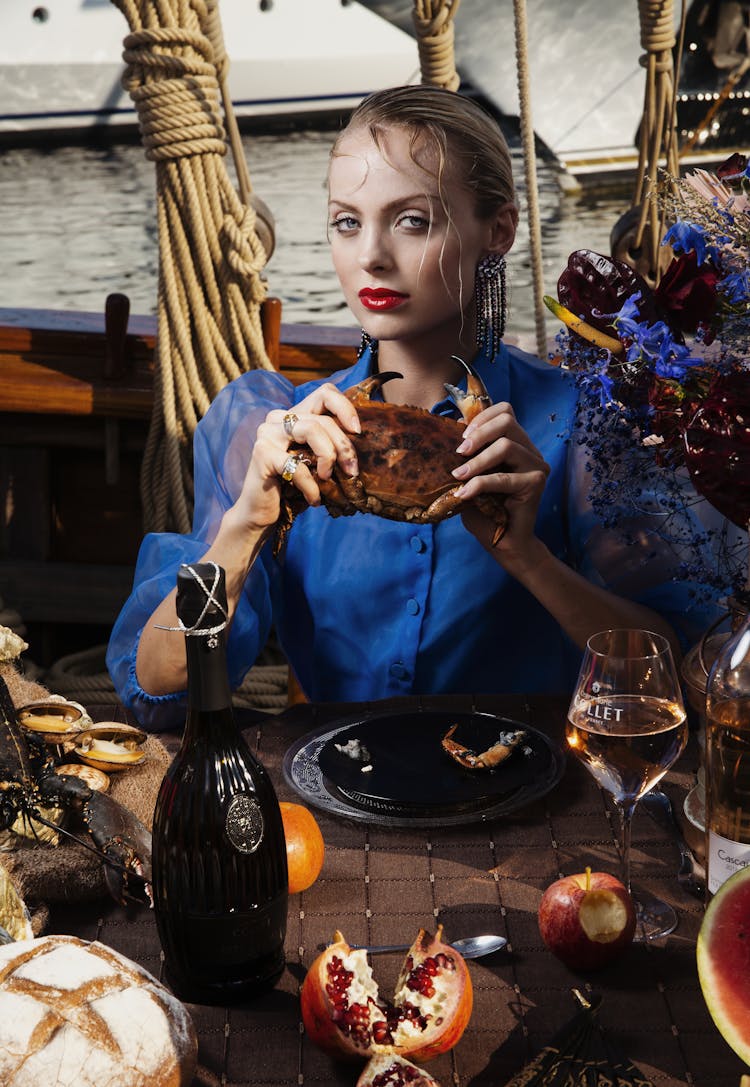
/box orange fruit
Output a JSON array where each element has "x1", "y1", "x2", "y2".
[{"x1": 280, "y1": 802, "x2": 325, "y2": 894}]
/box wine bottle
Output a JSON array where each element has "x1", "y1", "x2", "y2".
[
  {"x1": 152, "y1": 562, "x2": 288, "y2": 1004},
  {"x1": 705, "y1": 595, "x2": 750, "y2": 897}
]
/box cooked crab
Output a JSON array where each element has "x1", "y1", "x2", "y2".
[
  {"x1": 441, "y1": 724, "x2": 526, "y2": 770},
  {"x1": 275, "y1": 357, "x2": 508, "y2": 553}
]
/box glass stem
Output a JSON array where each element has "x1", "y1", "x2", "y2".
[{"x1": 618, "y1": 800, "x2": 637, "y2": 892}]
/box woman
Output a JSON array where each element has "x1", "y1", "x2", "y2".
[{"x1": 107, "y1": 85, "x2": 681, "y2": 730}]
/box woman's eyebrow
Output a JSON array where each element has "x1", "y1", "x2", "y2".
[{"x1": 328, "y1": 192, "x2": 437, "y2": 211}]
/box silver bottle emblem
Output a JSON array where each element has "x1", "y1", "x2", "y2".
[{"x1": 225, "y1": 793, "x2": 264, "y2": 854}]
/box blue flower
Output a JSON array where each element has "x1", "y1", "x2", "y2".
[
  {"x1": 720, "y1": 267, "x2": 750, "y2": 304},
  {"x1": 613, "y1": 293, "x2": 644, "y2": 338},
  {"x1": 663, "y1": 221, "x2": 708, "y2": 264}
]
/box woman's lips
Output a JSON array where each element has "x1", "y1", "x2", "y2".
[{"x1": 359, "y1": 288, "x2": 408, "y2": 311}]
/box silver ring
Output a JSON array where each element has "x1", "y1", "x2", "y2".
[
  {"x1": 281, "y1": 453, "x2": 302, "y2": 482},
  {"x1": 283, "y1": 412, "x2": 299, "y2": 439}
]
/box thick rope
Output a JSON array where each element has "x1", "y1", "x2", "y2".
[
  {"x1": 513, "y1": 0, "x2": 546, "y2": 358},
  {"x1": 112, "y1": 0, "x2": 274, "y2": 534},
  {"x1": 631, "y1": 0, "x2": 682, "y2": 281},
  {"x1": 412, "y1": 0, "x2": 462, "y2": 91}
]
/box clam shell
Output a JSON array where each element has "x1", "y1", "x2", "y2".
[
  {"x1": 72, "y1": 722, "x2": 147, "y2": 773},
  {"x1": 18, "y1": 701, "x2": 85, "y2": 745},
  {"x1": 56, "y1": 763, "x2": 111, "y2": 793}
]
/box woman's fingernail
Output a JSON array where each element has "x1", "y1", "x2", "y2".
[
  {"x1": 453, "y1": 484, "x2": 467, "y2": 497},
  {"x1": 350, "y1": 416, "x2": 361, "y2": 433},
  {"x1": 452, "y1": 464, "x2": 468, "y2": 479},
  {"x1": 455, "y1": 439, "x2": 471, "y2": 454}
]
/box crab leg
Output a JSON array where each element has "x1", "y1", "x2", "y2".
[{"x1": 442, "y1": 724, "x2": 525, "y2": 770}]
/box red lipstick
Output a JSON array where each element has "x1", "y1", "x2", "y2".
[{"x1": 359, "y1": 288, "x2": 408, "y2": 311}]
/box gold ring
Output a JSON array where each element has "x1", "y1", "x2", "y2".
[
  {"x1": 283, "y1": 412, "x2": 299, "y2": 439},
  {"x1": 281, "y1": 454, "x2": 301, "y2": 482}
]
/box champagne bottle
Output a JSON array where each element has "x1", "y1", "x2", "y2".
[
  {"x1": 705, "y1": 595, "x2": 750, "y2": 896},
  {"x1": 152, "y1": 562, "x2": 288, "y2": 1004}
]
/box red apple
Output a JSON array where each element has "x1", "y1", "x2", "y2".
[{"x1": 538, "y1": 867, "x2": 636, "y2": 970}]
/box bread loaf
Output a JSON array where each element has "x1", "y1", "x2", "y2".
[{"x1": 0, "y1": 934, "x2": 197, "y2": 1086}]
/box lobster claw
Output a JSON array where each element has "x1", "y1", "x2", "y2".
[{"x1": 78, "y1": 789, "x2": 153, "y2": 907}]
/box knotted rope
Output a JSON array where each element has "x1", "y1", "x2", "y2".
[
  {"x1": 112, "y1": 0, "x2": 274, "y2": 534},
  {"x1": 412, "y1": 0, "x2": 462, "y2": 91},
  {"x1": 628, "y1": 0, "x2": 684, "y2": 282}
]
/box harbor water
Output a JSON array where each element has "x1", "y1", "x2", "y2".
[{"x1": 0, "y1": 124, "x2": 630, "y2": 340}]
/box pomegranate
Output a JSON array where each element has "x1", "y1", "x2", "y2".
[
  {"x1": 301, "y1": 926, "x2": 473, "y2": 1064},
  {"x1": 356, "y1": 1054, "x2": 442, "y2": 1086}
]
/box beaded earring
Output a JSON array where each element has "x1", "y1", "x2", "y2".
[{"x1": 474, "y1": 254, "x2": 507, "y2": 360}]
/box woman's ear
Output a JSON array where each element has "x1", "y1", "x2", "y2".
[{"x1": 486, "y1": 202, "x2": 519, "y2": 256}]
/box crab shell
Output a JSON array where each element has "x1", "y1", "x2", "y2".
[{"x1": 276, "y1": 360, "x2": 508, "y2": 553}]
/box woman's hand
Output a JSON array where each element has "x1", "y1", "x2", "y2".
[
  {"x1": 450, "y1": 401, "x2": 550, "y2": 558},
  {"x1": 230, "y1": 382, "x2": 362, "y2": 536}
]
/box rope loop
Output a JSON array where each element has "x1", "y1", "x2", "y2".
[
  {"x1": 637, "y1": 0, "x2": 676, "y2": 52},
  {"x1": 412, "y1": 0, "x2": 462, "y2": 91},
  {"x1": 122, "y1": 27, "x2": 226, "y2": 158}
]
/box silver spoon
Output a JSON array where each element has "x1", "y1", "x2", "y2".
[{"x1": 341, "y1": 934, "x2": 508, "y2": 959}]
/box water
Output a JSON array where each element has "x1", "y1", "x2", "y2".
[{"x1": 0, "y1": 125, "x2": 630, "y2": 340}]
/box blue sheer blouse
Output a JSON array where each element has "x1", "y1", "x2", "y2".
[{"x1": 106, "y1": 342, "x2": 722, "y2": 730}]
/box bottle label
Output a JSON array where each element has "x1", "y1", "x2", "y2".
[
  {"x1": 225, "y1": 793, "x2": 265, "y2": 854},
  {"x1": 708, "y1": 828, "x2": 750, "y2": 894}
]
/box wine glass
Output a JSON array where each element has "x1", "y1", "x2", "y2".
[{"x1": 566, "y1": 628, "x2": 688, "y2": 940}]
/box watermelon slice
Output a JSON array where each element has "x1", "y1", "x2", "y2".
[{"x1": 697, "y1": 863, "x2": 750, "y2": 1065}]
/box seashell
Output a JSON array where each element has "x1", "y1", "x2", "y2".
[
  {"x1": 72, "y1": 722, "x2": 147, "y2": 773},
  {"x1": 56, "y1": 763, "x2": 111, "y2": 793},
  {"x1": 18, "y1": 701, "x2": 85, "y2": 745}
]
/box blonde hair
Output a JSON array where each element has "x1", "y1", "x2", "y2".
[{"x1": 331, "y1": 85, "x2": 516, "y2": 220}]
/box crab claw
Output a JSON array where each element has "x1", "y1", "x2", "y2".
[
  {"x1": 348, "y1": 371, "x2": 404, "y2": 401},
  {"x1": 445, "y1": 356, "x2": 491, "y2": 423}
]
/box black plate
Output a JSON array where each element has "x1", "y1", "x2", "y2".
[{"x1": 283, "y1": 709, "x2": 565, "y2": 827}]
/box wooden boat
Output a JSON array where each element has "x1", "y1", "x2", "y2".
[
  {"x1": 1, "y1": 0, "x2": 418, "y2": 138},
  {"x1": 363, "y1": 0, "x2": 750, "y2": 187},
  {"x1": 0, "y1": 299, "x2": 358, "y2": 662}
]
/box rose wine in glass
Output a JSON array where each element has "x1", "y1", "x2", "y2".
[{"x1": 566, "y1": 629, "x2": 688, "y2": 940}]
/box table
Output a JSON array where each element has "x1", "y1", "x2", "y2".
[{"x1": 47, "y1": 693, "x2": 747, "y2": 1087}]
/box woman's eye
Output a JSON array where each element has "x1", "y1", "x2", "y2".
[
  {"x1": 330, "y1": 215, "x2": 359, "y2": 233},
  {"x1": 398, "y1": 213, "x2": 429, "y2": 230}
]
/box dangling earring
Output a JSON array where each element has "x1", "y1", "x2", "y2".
[
  {"x1": 357, "y1": 330, "x2": 378, "y2": 365},
  {"x1": 474, "y1": 254, "x2": 507, "y2": 360}
]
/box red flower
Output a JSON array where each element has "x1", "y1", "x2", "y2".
[
  {"x1": 654, "y1": 251, "x2": 719, "y2": 337},
  {"x1": 715, "y1": 152, "x2": 748, "y2": 181},
  {"x1": 557, "y1": 250, "x2": 655, "y2": 334},
  {"x1": 683, "y1": 370, "x2": 750, "y2": 528}
]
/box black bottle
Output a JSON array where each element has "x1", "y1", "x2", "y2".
[{"x1": 152, "y1": 562, "x2": 288, "y2": 1004}]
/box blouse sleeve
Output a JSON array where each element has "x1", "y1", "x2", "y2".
[{"x1": 106, "y1": 369, "x2": 298, "y2": 731}]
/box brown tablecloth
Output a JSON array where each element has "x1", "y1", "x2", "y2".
[{"x1": 47, "y1": 694, "x2": 746, "y2": 1087}]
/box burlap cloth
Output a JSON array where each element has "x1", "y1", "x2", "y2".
[{"x1": 0, "y1": 662, "x2": 170, "y2": 933}]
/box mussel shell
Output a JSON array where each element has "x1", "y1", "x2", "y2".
[{"x1": 17, "y1": 701, "x2": 85, "y2": 744}]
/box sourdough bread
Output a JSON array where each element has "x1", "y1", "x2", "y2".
[{"x1": 0, "y1": 934, "x2": 197, "y2": 1086}]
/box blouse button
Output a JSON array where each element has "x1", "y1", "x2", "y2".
[
  {"x1": 410, "y1": 536, "x2": 426, "y2": 553},
  {"x1": 406, "y1": 598, "x2": 420, "y2": 615},
  {"x1": 389, "y1": 662, "x2": 408, "y2": 680}
]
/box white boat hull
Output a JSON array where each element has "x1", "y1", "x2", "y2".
[{"x1": 1, "y1": 0, "x2": 420, "y2": 135}]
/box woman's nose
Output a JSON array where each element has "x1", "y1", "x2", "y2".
[{"x1": 358, "y1": 227, "x2": 392, "y2": 272}]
